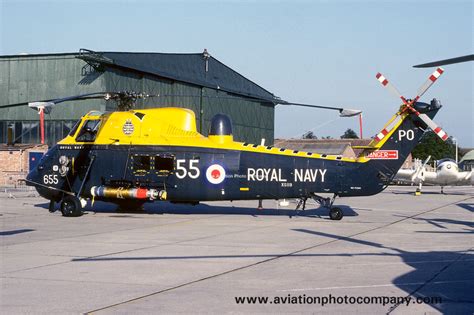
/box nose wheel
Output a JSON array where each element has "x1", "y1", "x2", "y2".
[{"x1": 60, "y1": 195, "x2": 83, "y2": 217}]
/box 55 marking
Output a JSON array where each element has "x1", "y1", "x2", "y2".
[{"x1": 176, "y1": 159, "x2": 200, "y2": 179}]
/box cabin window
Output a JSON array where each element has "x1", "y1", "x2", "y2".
[
  {"x1": 155, "y1": 155, "x2": 175, "y2": 175},
  {"x1": 132, "y1": 154, "x2": 151, "y2": 176},
  {"x1": 75, "y1": 119, "x2": 101, "y2": 142}
]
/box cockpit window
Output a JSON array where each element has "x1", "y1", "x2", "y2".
[
  {"x1": 68, "y1": 120, "x2": 82, "y2": 137},
  {"x1": 76, "y1": 119, "x2": 101, "y2": 142}
]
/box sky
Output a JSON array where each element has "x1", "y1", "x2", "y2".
[{"x1": 1, "y1": 0, "x2": 472, "y2": 146}]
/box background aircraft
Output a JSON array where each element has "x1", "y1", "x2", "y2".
[{"x1": 394, "y1": 156, "x2": 473, "y2": 193}]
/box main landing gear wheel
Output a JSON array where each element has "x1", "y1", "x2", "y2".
[
  {"x1": 312, "y1": 193, "x2": 343, "y2": 221},
  {"x1": 60, "y1": 195, "x2": 83, "y2": 217},
  {"x1": 329, "y1": 207, "x2": 343, "y2": 221}
]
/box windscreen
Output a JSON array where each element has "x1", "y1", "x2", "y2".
[{"x1": 75, "y1": 119, "x2": 101, "y2": 142}]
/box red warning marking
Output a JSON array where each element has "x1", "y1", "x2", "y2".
[
  {"x1": 136, "y1": 188, "x2": 148, "y2": 199},
  {"x1": 366, "y1": 150, "x2": 399, "y2": 159}
]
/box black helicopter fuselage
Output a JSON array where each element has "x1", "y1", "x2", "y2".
[{"x1": 26, "y1": 101, "x2": 440, "y2": 205}]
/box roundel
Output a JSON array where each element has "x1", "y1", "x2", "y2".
[{"x1": 206, "y1": 164, "x2": 226, "y2": 184}]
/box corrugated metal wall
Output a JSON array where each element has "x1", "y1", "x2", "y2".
[
  {"x1": 0, "y1": 55, "x2": 106, "y2": 120},
  {"x1": 0, "y1": 55, "x2": 274, "y2": 146}
]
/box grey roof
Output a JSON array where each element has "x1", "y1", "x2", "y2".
[
  {"x1": 274, "y1": 139, "x2": 354, "y2": 156},
  {"x1": 0, "y1": 49, "x2": 277, "y2": 103},
  {"x1": 460, "y1": 149, "x2": 474, "y2": 162},
  {"x1": 79, "y1": 50, "x2": 276, "y2": 102}
]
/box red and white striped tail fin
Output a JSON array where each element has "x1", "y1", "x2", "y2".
[
  {"x1": 375, "y1": 128, "x2": 389, "y2": 142},
  {"x1": 376, "y1": 72, "x2": 408, "y2": 104},
  {"x1": 416, "y1": 67, "x2": 444, "y2": 99},
  {"x1": 373, "y1": 114, "x2": 403, "y2": 142}
]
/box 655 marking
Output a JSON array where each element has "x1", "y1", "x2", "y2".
[{"x1": 43, "y1": 174, "x2": 59, "y2": 185}]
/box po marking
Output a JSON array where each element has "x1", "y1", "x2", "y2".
[{"x1": 398, "y1": 129, "x2": 414, "y2": 141}]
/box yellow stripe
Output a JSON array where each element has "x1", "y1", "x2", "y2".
[{"x1": 240, "y1": 187, "x2": 250, "y2": 191}]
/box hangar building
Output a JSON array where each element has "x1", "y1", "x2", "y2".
[{"x1": 0, "y1": 49, "x2": 276, "y2": 146}]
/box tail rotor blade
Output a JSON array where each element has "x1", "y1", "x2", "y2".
[
  {"x1": 416, "y1": 67, "x2": 444, "y2": 98},
  {"x1": 375, "y1": 73, "x2": 408, "y2": 104},
  {"x1": 417, "y1": 112, "x2": 449, "y2": 141}
]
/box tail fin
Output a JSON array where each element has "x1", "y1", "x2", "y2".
[{"x1": 359, "y1": 99, "x2": 442, "y2": 180}]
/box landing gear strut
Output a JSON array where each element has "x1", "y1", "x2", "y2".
[
  {"x1": 48, "y1": 200, "x2": 56, "y2": 213},
  {"x1": 295, "y1": 197, "x2": 307, "y2": 212},
  {"x1": 59, "y1": 155, "x2": 94, "y2": 217},
  {"x1": 312, "y1": 194, "x2": 343, "y2": 220}
]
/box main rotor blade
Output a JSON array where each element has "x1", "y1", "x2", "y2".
[
  {"x1": 50, "y1": 92, "x2": 110, "y2": 104},
  {"x1": 0, "y1": 101, "x2": 31, "y2": 109},
  {"x1": 413, "y1": 54, "x2": 474, "y2": 68},
  {"x1": 0, "y1": 92, "x2": 108, "y2": 109},
  {"x1": 277, "y1": 101, "x2": 362, "y2": 117},
  {"x1": 339, "y1": 109, "x2": 363, "y2": 117}
]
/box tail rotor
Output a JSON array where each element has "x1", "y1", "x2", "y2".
[{"x1": 375, "y1": 67, "x2": 448, "y2": 141}]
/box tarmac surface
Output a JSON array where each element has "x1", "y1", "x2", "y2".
[{"x1": 1, "y1": 186, "x2": 473, "y2": 314}]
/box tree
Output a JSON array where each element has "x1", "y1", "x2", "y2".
[
  {"x1": 411, "y1": 131, "x2": 456, "y2": 161},
  {"x1": 341, "y1": 128, "x2": 359, "y2": 139}
]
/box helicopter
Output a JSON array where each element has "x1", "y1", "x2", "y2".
[{"x1": 1, "y1": 67, "x2": 449, "y2": 220}]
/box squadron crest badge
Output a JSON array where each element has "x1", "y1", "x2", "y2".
[{"x1": 122, "y1": 119, "x2": 134, "y2": 135}]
